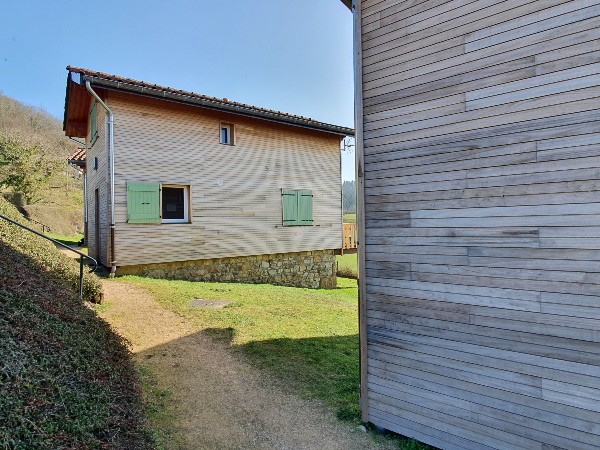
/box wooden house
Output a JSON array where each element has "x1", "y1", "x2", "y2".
[
  {"x1": 348, "y1": 0, "x2": 600, "y2": 448},
  {"x1": 63, "y1": 67, "x2": 353, "y2": 288}
]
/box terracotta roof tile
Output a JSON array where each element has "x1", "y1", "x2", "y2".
[
  {"x1": 66, "y1": 66, "x2": 354, "y2": 137},
  {"x1": 67, "y1": 147, "x2": 86, "y2": 165}
]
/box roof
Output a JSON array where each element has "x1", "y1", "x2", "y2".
[
  {"x1": 67, "y1": 147, "x2": 86, "y2": 168},
  {"x1": 341, "y1": 0, "x2": 352, "y2": 10},
  {"x1": 64, "y1": 66, "x2": 354, "y2": 138}
]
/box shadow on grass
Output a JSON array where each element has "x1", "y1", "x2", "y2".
[
  {"x1": 148, "y1": 328, "x2": 433, "y2": 449},
  {"x1": 53, "y1": 237, "x2": 82, "y2": 246},
  {"x1": 203, "y1": 327, "x2": 361, "y2": 421}
]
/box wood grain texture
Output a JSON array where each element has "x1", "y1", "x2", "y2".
[
  {"x1": 357, "y1": 0, "x2": 600, "y2": 448},
  {"x1": 354, "y1": 0, "x2": 370, "y2": 423},
  {"x1": 85, "y1": 91, "x2": 343, "y2": 267},
  {"x1": 85, "y1": 95, "x2": 110, "y2": 266}
]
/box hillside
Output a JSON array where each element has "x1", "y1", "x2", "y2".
[
  {"x1": 0, "y1": 197, "x2": 154, "y2": 448},
  {"x1": 342, "y1": 180, "x2": 356, "y2": 214},
  {"x1": 0, "y1": 94, "x2": 83, "y2": 235}
]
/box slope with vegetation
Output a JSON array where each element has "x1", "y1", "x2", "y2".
[
  {"x1": 0, "y1": 94, "x2": 83, "y2": 235},
  {"x1": 0, "y1": 198, "x2": 153, "y2": 449}
]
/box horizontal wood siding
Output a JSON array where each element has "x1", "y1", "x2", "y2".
[
  {"x1": 108, "y1": 92, "x2": 342, "y2": 266},
  {"x1": 85, "y1": 101, "x2": 109, "y2": 266},
  {"x1": 359, "y1": 0, "x2": 600, "y2": 448}
]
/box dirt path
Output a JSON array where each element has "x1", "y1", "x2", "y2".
[{"x1": 99, "y1": 279, "x2": 394, "y2": 450}]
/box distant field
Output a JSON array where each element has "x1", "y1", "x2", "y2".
[{"x1": 343, "y1": 213, "x2": 356, "y2": 223}]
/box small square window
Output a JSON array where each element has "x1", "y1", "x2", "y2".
[{"x1": 220, "y1": 123, "x2": 234, "y2": 145}]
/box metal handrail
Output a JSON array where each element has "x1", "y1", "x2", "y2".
[
  {"x1": 27, "y1": 216, "x2": 51, "y2": 233},
  {"x1": 0, "y1": 213, "x2": 98, "y2": 301}
]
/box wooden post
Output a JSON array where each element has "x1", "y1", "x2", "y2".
[{"x1": 353, "y1": 0, "x2": 369, "y2": 423}]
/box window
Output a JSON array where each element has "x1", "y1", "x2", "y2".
[
  {"x1": 161, "y1": 185, "x2": 189, "y2": 223},
  {"x1": 90, "y1": 101, "x2": 98, "y2": 145},
  {"x1": 282, "y1": 189, "x2": 313, "y2": 226},
  {"x1": 127, "y1": 182, "x2": 190, "y2": 224},
  {"x1": 220, "y1": 123, "x2": 234, "y2": 145}
]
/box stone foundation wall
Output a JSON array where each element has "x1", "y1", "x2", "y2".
[{"x1": 116, "y1": 250, "x2": 337, "y2": 289}]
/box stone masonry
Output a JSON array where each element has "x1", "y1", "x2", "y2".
[{"x1": 116, "y1": 250, "x2": 337, "y2": 289}]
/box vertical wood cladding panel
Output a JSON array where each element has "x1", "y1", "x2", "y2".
[
  {"x1": 359, "y1": 0, "x2": 600, "y2": 448},
  {"x1": 107, "y1": 91, "x2": 342, "y2": 267}
]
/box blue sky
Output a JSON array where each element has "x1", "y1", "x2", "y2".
[{"x1": 0, "y1": 0, "x2": 355, "y2": 179}]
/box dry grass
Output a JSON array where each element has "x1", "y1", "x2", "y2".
[{"x1": 0, "y1": 94, "x2": 84, "y2": 235}]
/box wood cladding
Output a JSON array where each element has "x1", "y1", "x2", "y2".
[
  {"x1": 85, "y1": 100, "x2": 109, "y2": 266},
  {"x1": 87, "y1": 91, "x2": 342, "y2": 267},
  {"x1": 357, "y1": 0, "x2": 600, "y2": 448}
]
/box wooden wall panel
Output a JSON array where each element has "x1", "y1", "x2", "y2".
[
  {"x1": 85, "y1": 100, "x2": 109, "y2": 266},
  {"x1": 106, "y1": 92, "x2": 342, "y2": 266},
  {"x1": 358, "y1": 0, "x2": 600, "y2": 448}
]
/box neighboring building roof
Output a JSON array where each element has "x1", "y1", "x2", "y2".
[
  {"x1": 67, "y1": 147, "x2": 86, "y2": 168},
  {"x1": 64, "y1": 66, "x2": 354, "y2": 138}
]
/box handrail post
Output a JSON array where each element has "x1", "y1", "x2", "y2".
[
  {"x1": 79, "y1": 255, "x2": 84, "y2": 301},
  {"x1": 0, "y1": 213, "x2": 98, "y2": 302}
]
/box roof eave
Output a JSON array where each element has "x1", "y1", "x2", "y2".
[
  {"x1": 63, "y1": 73, "x2": 91, "y2": 138},
  {"x1": 341, "y1": 0, "x2": 352, "y2": 11},
  {"x1": 81, "y1": 74, "x2": 354, "y2": 137}
]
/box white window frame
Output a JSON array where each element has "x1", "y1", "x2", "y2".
[
  {"x1": 220, "y1": 123, "x2": 234, "y2": 145},
  {"x1": 161, "y1": 184, "x2": 190, "y2": 224}
]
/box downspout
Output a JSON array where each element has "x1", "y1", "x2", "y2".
[{"x1": 85, "y1": 81, "x2": 117, "y2": 277}]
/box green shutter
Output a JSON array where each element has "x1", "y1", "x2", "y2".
[
  {"x1": 282, "y1": 189, "x2": 313, "y2": 226},
  {"x1": 282, "y1": 189, "x2": 299, "y2": 226},
  {"x1": 90, "y1": 101, "x2": 98, "y2": 144},
  {"x1": 298, "y1": 190, "x2": 313, "y2": 225},
  {"x1": 127, "y1": 182, "x2": 160, "y2": 223}
]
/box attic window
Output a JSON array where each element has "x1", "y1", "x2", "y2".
[{"x1": 220, "y1": 123, "x2": 234, "y2": 145}]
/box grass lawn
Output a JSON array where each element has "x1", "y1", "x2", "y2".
[
  {"x1": 337, "y1": 253, "x2": 358, "y2": 278},
  {"x1": 121, "y1": 275, "x2": 431, "y2": 449},
  {"x1": 46, "y1": 232, "x2": 84, "y2": 247},
  {"x1": 125, "y1": 276, "x2": 362, "y2": 419},
  {"x1": 343, "y1": 213, "x2": 356, "y2": 223}
]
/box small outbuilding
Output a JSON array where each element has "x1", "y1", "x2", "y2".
[{"x1": 63, "y1": 67, "x2": 353, "y2": 288}]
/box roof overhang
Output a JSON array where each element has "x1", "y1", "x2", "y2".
[
  {"x1": 64, "y1": 67, "x2": 354, "y2": 138},
  {"x1": 341, "y1": 0, "x2": 352, "y2": 11},
  {"x1": 63, "y1": 72, "x2": 92, "y2": 138}
]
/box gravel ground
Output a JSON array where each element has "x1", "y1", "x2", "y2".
[{"x1": 98, "y1": 280, "x2": 396, "y2": 450}]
